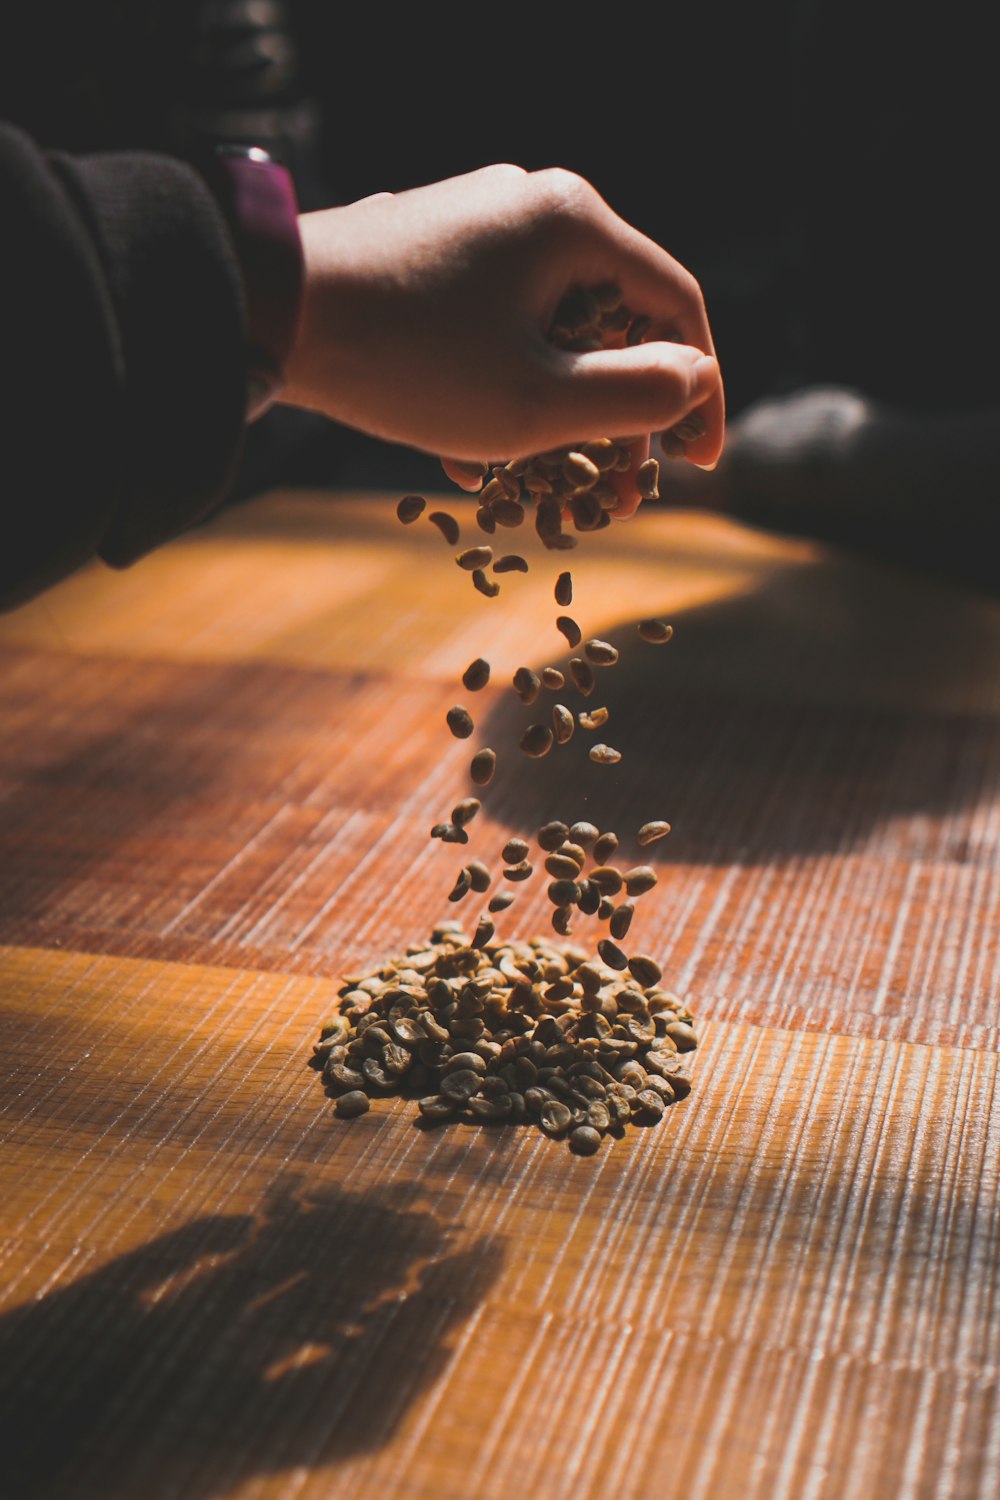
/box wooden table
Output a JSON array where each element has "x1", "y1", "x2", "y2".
[{"x1": 2, "y1": 489, "x2": 998, "y2": 1500}]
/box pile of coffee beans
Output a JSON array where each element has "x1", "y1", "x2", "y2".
[{"x1": 312, "y1": 924, "x2": 696, "y2": 1154}]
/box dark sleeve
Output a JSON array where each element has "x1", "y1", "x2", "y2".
[{"x1": 0, "y1": 122, "x2": 247, "y2": 610}]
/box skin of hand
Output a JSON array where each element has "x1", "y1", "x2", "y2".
[{"x1": 281, "y1": 164, "x2": 723, "y2": 518}]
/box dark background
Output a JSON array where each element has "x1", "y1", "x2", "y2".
[{"x1": 3, "y1": 0, "x2": 996, "y2": 488}]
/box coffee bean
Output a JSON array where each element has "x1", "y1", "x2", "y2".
[
  {"x1": 452, "y1": 798, "x2": 481, "y2": 827},
  {"x1": 540, "y1": 1099, "x2": 573, "y2": 1135},
  {"x1": 609, "y1": 902, "x2": 634, "y2": 940},
  {"x1": 520, "y1": 724, "x2": 554, "y2": 758},
  {"x1": 637, "y1": 821, "x2": 671, "y2": 845},
  {"x1": 569, "y1": 658, "x2": 596, "y2": 696},
  {"x1": 428, "y1": 510, "x2": 460, "y2": 544},
  {"x1": 473, "y1": 569, "x2": 501, "y2": 598},
  {"x1": 503, "y1": 860, "x2": 534, "y2": 881},
  {"x1": 476, "y1": 506, "x2": 497, "y2": 534},
  {"x1": 576, "y1": 879, "x2": 601, "y2": 915},
  {"x1": 396, "y1": 494, "x2": 425, "y2": 524},
  {"x1": 569, "y1": 822, "x2": 599, "y2": 848},
  {"x1": 672, "y1": 410, "x2": 707, "y2": 442},
  {"x1": 558, "y1": 842, "x2": 586, "y2": 868},
  {"x1": 637, "y1": 458, "x2": 660, "y2": 500},
  {"x1": 569, "y1": 1125, "x2": 602, "y2": 1154},
  {"x1": 538, "y1": 821, "x2": 570, "y2": 851},
  {"x1": 545, "y1": 853, "x2": 582, "y2": 879},
  {"x1": 488, "y1": 891, "x2": 516, "y2": 912},
  {"x1": 637, "y1": 619, "x2": 673, "y2": 643},
  {"x1": 541, "y1": 667, "x2": 565, "y2": 690},
  {"x1": 502, "y1": 838, "x2": 530, "y2": 863},
  {"x1": 440, "y1": 1068, "x2": 484, "y2": 1103},
  {"x1": 583, "y1": 639, "x2": 619, "y2": 666},
  {"x1": 513, "y1": 667, "x2": 541, "y2": 704},
  {"x1": 590, "y1": 865, "x2": 624, "y2": 895},
  {"x1": 592, "y1": 831, "x2": 619, "y2": 863},
  {"x1": 493, "y1": 499, "x2": 526, "y2": 528},
  {"x1": 589, "y1": 743, "x2": 622, "y2": 765},
  {"x1": 598, "y1": 938, "x2": 628, "y2": 971},
  {"x1": 555, "y1": 571, "x2": 573, "y2": 606},
  {"x1": 660, "y1": 429, "x2": 687, "y2": 458},
  {"x1": 551, "y1": 906, "x2": 574, "y2": 936},
  {"x1": 467, "y1": 860, "x2": 491, "y2": 893},
  {"x1": 556, "y1": 616, "x2": 582, "y2": 648},
  {"x1": 447, "y1": 706, "x2": 474, "y2": 739},
  {"x1": 624, "y1": 865, "x2": 658, "y2": 896},
  {"x1": 448, "y1": 868, "x2": 472, "y2": 902},
  {"x1": 552, "y1": 705, "x2": 575, "y2": 744},
  {"x1": 470, "y1": 748, "x2": 496, "y2": 785},
  {"x1": 548, "y1": 879, "x2": 582, "y2": 906},
  {"x1": 664, "y1": 1020, "x2": 698, "y2": 1052},
  {"x1": 457, "y1": 546, "x2": 492, "y2": 572},
  {"x1": 418, "y1": 1094, "x2": 456, "y2": 1120},
  {"x1": 578, "y1": 707, "x2": 609, "y2": 731},
  {"x1": 462, "y1": 658, "x2": 491, "y2": 691},
  {"x1": 335, "y1": 1090, "x2": 371, "y2": 1118},
  {"x1": 494, "y1": 554, "x2": 529, "y2": 573}
]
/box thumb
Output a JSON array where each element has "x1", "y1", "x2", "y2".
[{"x1": 537, "y1": 343, "x2": 721, "y2": 457}]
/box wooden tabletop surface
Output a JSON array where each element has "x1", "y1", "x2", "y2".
[{"x1": 2, "y1": 488, "x2": 999, "y2": 1500}]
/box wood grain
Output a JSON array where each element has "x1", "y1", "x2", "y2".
[{"x1": 1, "y1": 491, "x2": 998, "y2": 1499}]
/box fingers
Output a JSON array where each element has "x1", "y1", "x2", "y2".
[{"x1": 440, "y1": 457, "x2": 489, "y2": 491}]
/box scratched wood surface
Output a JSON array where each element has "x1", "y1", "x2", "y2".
[{"x1": 1, "y1": 491, "x2": 999, "y2": 1500}]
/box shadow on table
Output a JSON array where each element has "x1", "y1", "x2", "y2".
[
  {"x1": 478, "y1": 552, "x2": 1000, "y2": 867},
  {"x1": 0, "y1": 1178, "x2": 503, "y2": 1499}
]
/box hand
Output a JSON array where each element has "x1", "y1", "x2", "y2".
[{"x1": 282, "y1": 165, "x2": 723, "y2": 514}]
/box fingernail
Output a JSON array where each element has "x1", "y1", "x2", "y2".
[
  {"x1": 693, "y1": 459, "x2": 718, "y2": 472},
  {"x1": 691, "y1": 353, "x2": 719, "y2": 392}
]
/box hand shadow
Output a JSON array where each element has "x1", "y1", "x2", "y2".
[{"x1": 0, "y1": 1178, "x2": 503, "y2": 1500}]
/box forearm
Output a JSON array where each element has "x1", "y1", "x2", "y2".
[{"x1": 0, "y1": 123, "x2": 248, "y2": 610}]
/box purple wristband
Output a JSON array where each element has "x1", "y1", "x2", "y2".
[{"x1": 211, "y1": 146, "x2": 304, "y2": 422}]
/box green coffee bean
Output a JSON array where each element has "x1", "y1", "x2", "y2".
[
  {"x1": 452, "y1": 798, "x2": 481, "y2": 827},
  {"x1": 598, "y1": 938, "x2": 628, "y2": 971},
  {"x1": 396, "y1": 494, "x2": 425, "y2": 524},
  {"x1": 609, "y1": 902, "x2": 634, "y2": 940},
  {"x1": 473, "y1": 569, "x2": 501, "y2": 598},
  {"x1": 513, "y1": 667, "x2": 541, "y2": 704},
  {"x1": 569, "y1": 658, "x2": 596, "y2": 696},
  {"x1": 589, "y1": 743, "x2": 622, "y2": 765},
  {"x1": 637, "y1": 458, "x2": 660, "y2": 500},
  {"x1": 624, "y1": 865, "x2": 658, "y2": 896},
  {"x1": 637, "y1": 619, "x2": 673, "y2": 643},
  {"x1": 335, "y1": 1090, "x2": 371, "y2": 1118},
  {"x1": 458, "y1": 545, "x2": 493, "y2": 571},
  {"x1": 462, "y1": 658, "x2": 491, "y2": 691},
  {"x1": 557, "y1": 616, "x2": 582, "y2": 648},
  {"x1": 552, "y1": 705, "x2": 575, "y2": 744},
  {"x1": 429, "y1": 511, "x2": 460, "y2": 544},
  {"x1": 628, "y1": 954, "x2": 663, "y2": 987},
  {"x1": 470, "y1": 748, "x2": 496, "y2": 785},
  {"x1": 592, "y1": 831, "x2": 619, "y2": 863},
  {"x1": 447, "y1": 706, "x2": 474, "y2": 739},
  {"x1": 520, "y1": 724, "x2": 554, "y2": 758}
]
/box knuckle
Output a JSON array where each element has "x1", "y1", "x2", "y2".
[{"x1": 529, "y1": 166, "x2": 598, "y2": 224}]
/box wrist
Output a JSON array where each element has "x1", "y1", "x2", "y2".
[{"x1": 208, "y1": 146, "x2": 305, "y2": 422}]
